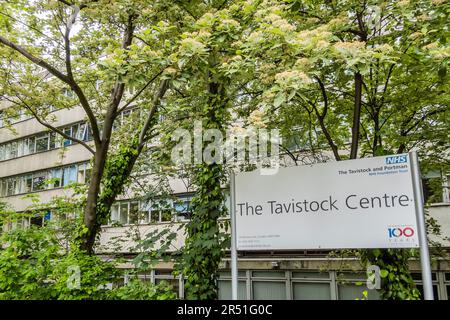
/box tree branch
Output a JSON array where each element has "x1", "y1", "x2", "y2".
[
  {"x1": 138, "y1": 79, "x2": 169, "y2": 146},
  {"x1": 0, "y1": 34, "x2": 102, "y2": 147},
  {"x1": 116, "y1": 69, "x2": 165, "y2": 115},
  {"x1": 378, "y1": 63, "x2": 395, "y2": 107},
  {"x1": 2, "y1": 95, "x2": 95, "y2": 154},
  {"x1": 314, "y1": 76, "x2": 328, "y2": 118},
  {"x1": 280, "y1": 144, "x2": 299, "y2": 165},
  {"x1": 0, "y1": 35, "x2": 70, "y2": 83},
  {"x1": 102, "y1": 14, "x2": 136, "y2": 134},
  {"x1": 404, "y1": 108, "x2": 446, "y2": 135},
  {"x1": 0, "y1": 11, "x2": 64, "y2": 48},
  {"x1": 301, "y1": 97, "x2": 341, "y2": 161},
  {"x1": 63, "y1": 5, "x2": 79, "y2": 80},
  {"x1": 350, "y1": 72, "x2": 363, "y2": 159}
]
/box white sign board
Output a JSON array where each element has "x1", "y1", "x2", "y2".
[{"x1": 235, "y1": 154, "x2": 419, "y2": 250}]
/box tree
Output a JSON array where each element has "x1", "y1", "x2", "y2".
[
  {"x1": 222, "y1": 0, "x2": 449, "y2": 299},
  {"x1": 1, "y1": 0, "x2": 448, "y2": 300},
  {"x1": 0, "y1": 197, "x2": 177, "y2": 299},
  {"x1": 0, "y1": 0, "x2": 184, "y2": 252},
  {"x1": 155, "y1": 1, "x2": 254, "y2": 299}
]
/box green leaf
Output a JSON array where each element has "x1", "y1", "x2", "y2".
[
  {"x1": 380, "y1": 270, "x2": 389, "y2": 278},
  {"x1": 274, "y1": 92, "x2": 286, "y2": 108}
]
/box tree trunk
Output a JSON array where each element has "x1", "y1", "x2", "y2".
[
  {"x1": 81, "y1": 143, "x2": 109, "y2": 253},
  {"x1": 350, "y1": 72, "x2": 363, "y2": 159},
  {"x1": 372, "y1": 109, "x2": 380, "y2": 156}
]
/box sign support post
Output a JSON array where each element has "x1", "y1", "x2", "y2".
[
  {"x1": 409, "y1": 151, "x2": 434, "y2": 300},
  {"x1": 229, "y1": 169, "x2": 238, "y2": 300}
]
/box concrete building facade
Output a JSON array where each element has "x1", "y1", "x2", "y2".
[{"x1": 1, "y1": 104, "x2": 449, "y2": 300}]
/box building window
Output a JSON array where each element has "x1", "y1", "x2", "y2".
[
  {"x1": 24, "y1": 137, "x2": 36, "y2": 155},
  {"x1": 49, "y1": 132, "x2": 58, "y2": 149},
  {"x1": 412, "y1": 272, "x2": 440, "y2": 300},
  {"x1": 0, "y1": 162, "x2": 89, "y2": 197},
  {"x1": 252, "y1": 281, "x2": 286, "y2": 300},
  {"x1": 129, "y1": 202, "x2": 140, "y2": 224},
  {"x1": 62, "y1": 165, "x2": 77, "y2": 186},
  {"x1": 0, "y1": 122, "x2": 93, "y2": 162},
  {"x1": 9, "y1": 141, "x2": 18, "y2": 158},
  {"x1": 50, "y1": 169, "x2": 63, "y2": 188},
  {"x1": 32, "y1": 173, "x2": 47, "y2": 191},
  {"x1": 30, "y1": 215, "x2": 43, "y2": 227},
  {"x1": 109, "y1": 195, "x2": 196, "y2": 226},
  {"x1": 174, "y1": 196, "x2": 193, "y2": 222},
  {"x1": 154, "y1": 270, "x2": 181, "y2": 298},
  {"x1": 63, "y1": 126, "x2": 73, "y2": 146},
  {"x1": 35, "y1": 133, "x2": 50, "y2": 152},
  {"x1": 336, "y1": 273, "x2": 380, "y2": 300},
  {"x1": 251, "y1": 271, "x2": 287, "y2": 300},
  {"x1": 422, "y1": 171, "x2": 450, "y2": 204},
  {"x1": 293, "y1": 282, "x2": 331, "y2": 300},
  {"x1": 218, "y1": 280, "x2": 247, "y2": 300},
  {"x1": 62, "y1": 88, "x2": 74, "y2": 98},
  {"x1": 77, "y1": 163, "x2": 91, "y2": 184},
  {"x1": 217, "y1": 271, "x2": 248, "y2": 300},
  {"x1": 150, "y1": 199, "x2": 174, "y2": 223},
  {"x1": 119, "y1": 202, "x2": 129, "y2": 225},
  {"x1": 7, "y1": 178, "x2": 17, "y2": 196},
  {"x1": 291, "y1": 272, "x2": 332, "y2": 300},
  {"x1": 110, "y1": 205, "x2": 119, "y2": 224}
]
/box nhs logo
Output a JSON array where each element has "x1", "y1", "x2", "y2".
[{"x1": 385, "y1": 155, "x2": 408, "y2": 164}]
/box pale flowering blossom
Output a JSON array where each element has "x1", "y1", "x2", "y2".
[
  {"x1": 315, "y1": 40, "x2": 330, "y2": 49},
  {"x1": 198, "y1": 12, "x2": 215, "y2": 26},
  {"x1": 164, "y1": 67, "x2": 177, "y2": 75},
  {"x1": 275, "y1": 70, "x2": 312, "y2": 87},
  {"x1": 374, "y1": 44, "x2": 394, "y2": 53},
  {"x1": 327, "y1": 16, "x2": 347, "y2": 29},
  {"x1": 271, "y1": 18, "x2": 296, "y2": 32},
  {"x1": 248, "y1": 110, "x2": 267, "y2": 128},
  {"x1": 198, "y1": 30, "x2": 212, "y2": 38},
  {"x1": 428, "y1": 45, "x2": 450, "y2": 59},
  {"x1": 259, "y1": 63, "x2": 276, "y2": 84},
  {"x1": 266, "y1": 13, "x2": 282, "y2": 22},
  {"x1": 232, "y1": 40, "x2": 243, "y2": 47},
  {"x1": 295, "y1": 58, "x2": 312, "y2": 70},
  {"x1": 262, "y1": 12, "x2": 296, "y2": 32},
  {"x1": 230, "y1": 125, "x2": 247, "y2": 135},
  {"x1": 262, "y1": 91, "x2": 276, "y2": 101},
  {"x1": 221, "y1": 19, "x2": 240, "y2": 29},
  {"x1": 295, "y1": 29, "x2": 333, "y2": 50},
  {"x1": 423, "y1": 42, "x2": 439, "y2": 50},
  {"x1": 408, "y1": 32, "x2": 422, "y2": 40},
  {"x1": 417, "y1": 14, "x2": 431, "y2": 21},
  {"x1": 247, "y1": 31, "x2": 264, "y2": 44},
  {"x1": 180, "y1": 38, "x2": 207, "y2": 54},
  {"x1": 306, "y1": 18, "x2": 320, "y2": 24},
  {"x1": 333, "y1": 41, "x2": 366, "y2": 57},
  {"x1": 261, "y1": 75, "x2": 275, "y2": 85}
]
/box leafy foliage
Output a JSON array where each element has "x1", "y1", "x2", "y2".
[
  {"x1": 361, "y1": 249, "x2": 421, "y2": 300},
  {"x1": 110, "y1": 279, "x2": 176, "y2": 300},
  {"x1": 0, "y1": 0, "x2": 448, "y2": 300},
  {"x1": 0, "y1": 199, "x2": 176, "y2": 300}
]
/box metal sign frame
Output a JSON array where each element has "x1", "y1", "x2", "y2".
[{"x1": 229, "y1": 151, "x2": 433, "y2": 300}]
